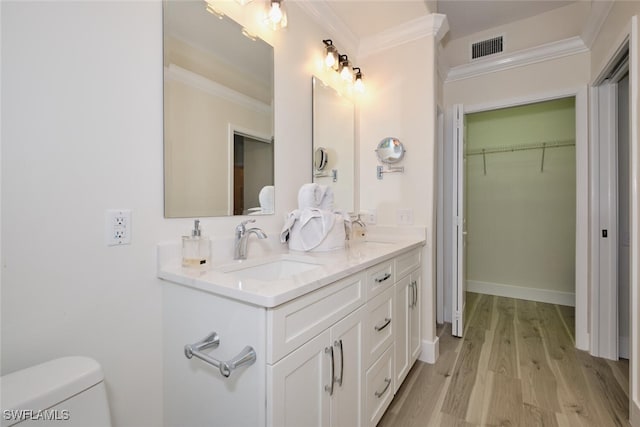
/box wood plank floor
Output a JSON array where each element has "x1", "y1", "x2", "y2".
[{"x1": 378, "y1": 292, "x2": 630, "y2": 427}]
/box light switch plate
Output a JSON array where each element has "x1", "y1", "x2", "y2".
[{"x1": 397, "y1": 209, "x2": 413, "y2": 225}]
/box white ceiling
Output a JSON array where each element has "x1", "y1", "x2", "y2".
[{"x1": 323, "y1": 0, "x2": 577, "y2": 42}]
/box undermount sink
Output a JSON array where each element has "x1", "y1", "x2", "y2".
[{"x1": 220, "y1": 257, "x2": 324, "y2": 281}]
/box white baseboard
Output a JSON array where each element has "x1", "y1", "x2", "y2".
[
  {"x1": 467, "y1": 280, "x2": 575, "y2": 307},
  {"x1": 418, "y1": 337, "x2": 439, "y2": 364}
]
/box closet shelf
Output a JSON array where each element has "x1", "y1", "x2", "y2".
[
  {"x1": 466, "y1": 139, "x2": 575, "y2": 175},
  {"x1": 465, "y1": 139, "x2": 575, "y2": 157}
]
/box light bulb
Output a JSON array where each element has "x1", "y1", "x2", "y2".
[
  {"x1": 325, "y1": 52, "x2": 336, "y2": 68},
  {"x1": 269, "y1": 2, "x2": 282, "y2": 24},
  {"x1": 340, "y1": 65, "x2": 352, "y2": 81},
  {"x1": 354, "y1": 77, "x2": 365, "y2": 93}
]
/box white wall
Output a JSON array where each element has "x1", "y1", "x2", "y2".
[
  {"x1": 359, "y1": 35, "x2": 438, "y2": 358},
  {"x1": 465, "y1": 99, "x2": 576, "y2": 301},
  {"x1": 1, "y1": 1, "x2": 351, "y2": 426}
]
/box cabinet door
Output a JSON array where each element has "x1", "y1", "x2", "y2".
[
  {"x1": 268, "y1": 330, "x2": 331, "y2": 427},
  {"x1": 331, "y1": 307, "x2": 365, "y2": 427},
  {"x1": 409, "y1": 269, "x2": 422, "y2": 363},
  {"x1": 393, "y1": 275, "x2": 411, "y2": 390}
]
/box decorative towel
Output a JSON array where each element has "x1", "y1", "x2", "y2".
[
  {"x1": 280, "y1": 209, "x2": 349, "y2": 252},
  {"x1": 297, "y1": 183, "x2": 334, "y2": 210}
]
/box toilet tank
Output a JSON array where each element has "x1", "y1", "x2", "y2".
[{"x1": 0, "y1": 357, "x2": 112, "y2": 427}]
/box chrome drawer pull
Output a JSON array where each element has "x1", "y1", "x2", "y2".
[
  {"x1": 325, "y1": 346, "x2": 335, "y2": 396},
  {"x1": 375, "y1": 377, "x2": 392, "y2": 398},
  {"x1": 335, "y1": 340, "x2": 344, "y2": 387},
  {"x1": 375, "y1": 272, "x2": 391, "y2": 283},
  {"x1": 374, "y1": 317, "x2": 391, "y2": 332},
  {"x1": 184, "y1": 331, "x2": 256, "y2": 378}
]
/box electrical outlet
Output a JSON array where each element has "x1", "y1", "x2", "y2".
[
  {"x1": 361, "y1": 209, "x2": 377, "y2": 225},
  {"x1": 397, "y1": 208, "x2": 413, "y2": 225},
  {"x1": 106, "y1": 209, "x2": 131, "y2": 246}
]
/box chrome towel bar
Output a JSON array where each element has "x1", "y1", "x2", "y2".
[{"x1": 184, "y1": 331, "x2": 256, "y2": 378}]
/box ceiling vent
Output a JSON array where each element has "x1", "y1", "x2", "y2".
[{"x1": 471, "y1": 36, "x2": 504, "y2": 60}]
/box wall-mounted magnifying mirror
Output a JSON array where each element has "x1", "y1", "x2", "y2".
[
  {"x1": 314, "y1": 147, "x2": 328, "y2": 171},
  {"x1": 375, "y1": 137, "x2": 405, "y2": 164},
  {"x1": 163, "y1": 0, "x2": 274, "y2": 218}
]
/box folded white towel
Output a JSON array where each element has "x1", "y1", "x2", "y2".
[
  {"x1": 318, "y1": 186, "x2": 334, "y2": 211},
  {"x1": 280, "y1": 208, "x2": 347, "y2": 251},
  {"x1": 297, "y1": 183, "x2": 334, "y2": 210}
]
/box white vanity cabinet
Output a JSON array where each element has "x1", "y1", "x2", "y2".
[
  {"x1": 393, "y1": 250, "x2": 422, "y2": 391},
  {"x1": 160, "y1": 241, "x2": 424, "y2": 427},
  {"x1": 268, "y1": 306, "x2": 365, "y2": 427}
]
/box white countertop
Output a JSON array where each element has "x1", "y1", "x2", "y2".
[{"x1": 158, "y1": 235, "x2": 426, "y2": 308}]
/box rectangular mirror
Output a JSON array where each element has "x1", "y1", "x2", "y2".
[
  {"x1": 312, "y1": 76, "x2": 355, "y2": 213},
  {"x1": 163, "y1": 0, "x2": 274, "y2": 217}
]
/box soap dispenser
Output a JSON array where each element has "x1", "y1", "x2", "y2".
[{"x1": 182, "y1": 219, "x2": 211, "y2": 268}]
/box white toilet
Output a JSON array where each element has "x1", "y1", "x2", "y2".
[{"x1": 0, "y1": 356, "x2": 112, "y2": 427}]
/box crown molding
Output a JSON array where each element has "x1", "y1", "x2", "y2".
[
  {"x1": 165, "y1": 64, "x2": 272, "y2": 115},
  {"x1": 359, "y1": 13, "x2": 449, "y2": 59},
  {"x1": 295, "y1": 1, "x2": 359, "y2": 56},
  {"x1": 446, "y1": 36, "x2": 588, "y2": 82},
  {"x1": 581, "y1": 0, "x2": 614, "y2": 48}
]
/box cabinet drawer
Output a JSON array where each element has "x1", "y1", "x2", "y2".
[
  {"x1": 365, "y1": 346, "x2": 394, "y2": 427},
  {"x1": 267, "y1": 272, "x2": 366, "y2": 364},
  {"x1": 365, "y1": 286, "x2": 394, "y2": 367},
  {"x1": 395, "y1": 249, "x2": 421, "y2": 280},
  {"x1": 366, "y1": 260, "x2": 395, "y2": 299}
]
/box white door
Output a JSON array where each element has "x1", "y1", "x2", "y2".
[
  {"x1": 393, "y1": 275, "x2": 411, "y2": 389},
  {"x1": 452, "y1": 104, "x2": 467, "y2": 337},
  {"x1": 409, "y1": 269, "x2": 421, "y2": 362},
  {"x1": 269, "y1": 330, "x2": 331, "y2": 427},
  {"x1": 331, "y1": 307, "x2": 365, "y2": 427}
]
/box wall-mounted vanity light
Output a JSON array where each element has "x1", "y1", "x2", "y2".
[
  {"x1": 320, "y1": 40, "x2": 366, "y2": 93},
  {"x1": 323, "y1": 40, "x2": 339, "y2": 70},
  {"x1": 339, "y1": 55, "x2": 352, "y2": 81},
  {"x1": 267, "y1": 0, "x2": 287, "y2": 30},
  {"x1": 353, "y1": 67, "x2": 364, "y2": 93},
  {"x1": 235, "y1": 0, "x2": 253, "y2": 4}
]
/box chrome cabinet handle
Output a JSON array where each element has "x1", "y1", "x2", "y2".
[
  {"x1": 325, "y1": 346, "x2": 335, "y2": 396},
  {"x1": 413, "y1": 280, "x2": 418, "y2": 308},
  {"x1": 410, "y1": 281, "x2": 417, "y2": 308},
  {"x1": 374, "y1": 317, "x2": 391, "y2": 332},
  {"x1": 335, "y1": 339, "x2": 344, "y2": 387},
  {"x1": 409, "y1": 281, "x2": 414, "y2": 308},
  {"x1": 375, "y1": 377, "x2": 392, "y2": 398},
  {"x1": 184, "y1": 331, "x2": 256, "y2": 378},
  {"x1": 375, "y1": 272, "x2": 391, "y2": 283}
]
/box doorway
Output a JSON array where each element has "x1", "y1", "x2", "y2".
[
  {"x1": 465, "y1": 98, "x2": 577, "y2": 307},
  {"x1": 232, "y1": 132, "x2": 274, "y2": 215},
  {"x1": 441, "y1": 87, "x2": 590, "y2": 348}
]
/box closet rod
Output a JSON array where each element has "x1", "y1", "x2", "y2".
[{"x1": 466, "y1": 139, "x2": 575, "y2": 157}]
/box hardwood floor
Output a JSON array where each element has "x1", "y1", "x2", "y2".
[{"x1": 378, "y1": 292, "x2": 630, "y2": 426}]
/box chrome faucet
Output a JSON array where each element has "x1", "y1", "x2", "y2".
[{"x1": 234, "y1": 219, "x2": 267, "y2": 260}]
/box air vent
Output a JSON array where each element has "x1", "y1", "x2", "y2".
[{"x1": 471, "y1": 36, "x2": 504, "y2": 60}]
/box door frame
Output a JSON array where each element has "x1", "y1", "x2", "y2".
[
  {"x1": 590, "y1": 40, "x2": 629, "y2": 360},
  {"x1": 452, "y1": 86, "x2": 589, "y2": 350}
]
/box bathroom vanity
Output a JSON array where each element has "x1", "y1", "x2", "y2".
[{"x1": 159, "y1": 236, "x2": 424, "y2": 427}]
